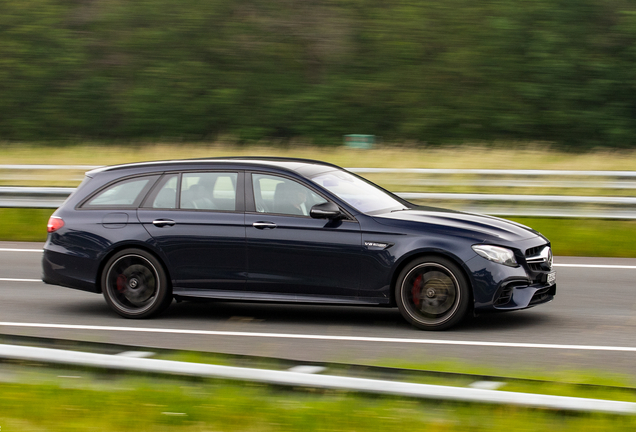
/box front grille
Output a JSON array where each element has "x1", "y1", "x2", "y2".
[
  {"x1": 525, "y1": 243, "x2": 552, "y2": 275},
  {"x1": 525, "y1": 245, "x2": 545, "y2": 258}
]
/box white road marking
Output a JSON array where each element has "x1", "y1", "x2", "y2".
[
  {"x1": 554, "y1": 263, "x2": 636, "y2": 269},
  {"x1": 0, "y1": 248, "x2": 43, "y2": 253},
  {"x1": 0, "y1": 278, "x2": 41, "y2": 282},
  {"x1": 1, "y1": 322, "x2": 636, "y2": 353}
]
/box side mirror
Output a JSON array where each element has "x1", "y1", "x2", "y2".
[{"x1": 310, "y1": 202, "x2": 342, "y2": 220}]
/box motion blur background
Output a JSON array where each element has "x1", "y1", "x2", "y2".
[
  {"x1": 2, "y1": 0, "x2": 636, "y2": 252},
  {"x1": 3, "y1": 2, "x2": 636, "y2": 431},
  {"x1": 3, "y1": 0, "x2": 636, "y2": 147}
]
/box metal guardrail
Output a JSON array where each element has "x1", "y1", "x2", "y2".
[
  {"x1": 1, "y1": 165, "x2": 636, "y2": 218},
  {"x1": 0, "y1": 186, "x2": 75, "y2": 209},
  {"x1": 1, "y1": 343, "x2": 635, "y2": 414},
  {"x1": 350, "y1": 168, "x2": 636, "y2": 176}
]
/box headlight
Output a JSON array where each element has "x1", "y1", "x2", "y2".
[{"x1": 472, "y1": 245, "x2": 517, "y2": 267}]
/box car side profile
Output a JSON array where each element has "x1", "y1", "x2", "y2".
[{"x1": 42, "y1": 158, "x2": 556, "y2": 330}]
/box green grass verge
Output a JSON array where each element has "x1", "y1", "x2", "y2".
[
  {"x1": 0, "y1": 208, "x2": 51, "y2": 242},
  {"x1": 508, "y1": 217, "x2": 636, "y2": 258},
  {"x1": 2, "y1": 339, "x2": 636, "y2": 430},
  {"x1": 2, "y1": 208, "x2": 634, "y2": 258},
  {"x1": 2, "y1": 375, "x2": 636, "y2": 431}
]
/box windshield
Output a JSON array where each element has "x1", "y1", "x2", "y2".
[{"x1": 309, "y1": 169, "x2": 407, "y2": 214}]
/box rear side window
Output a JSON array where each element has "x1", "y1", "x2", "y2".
[
  {"x1": 180, "y1": 172, "x2": 238, "y2": 211},
  {"x1": 82, "y1": 176, "x2": 158, "y2": 208}
]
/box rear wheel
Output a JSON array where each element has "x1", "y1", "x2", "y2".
[
  {"x1": 101, "y1": 248, "x2": 172, "y2": 318},
  {"x1": 395, "y1": 256, "x2": 469, "y2": 330}
]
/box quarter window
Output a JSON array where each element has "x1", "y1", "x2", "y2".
[{"x1": 83, "y1": 176, "x2": 158, "y2": 208}]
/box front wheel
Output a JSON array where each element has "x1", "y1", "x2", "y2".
[
  {"x1": 101, "y1": 248, "x2": 172, "y2": 318},
  {"x1": 395, "y1": 256, "x2": 470, "y2": 330}
]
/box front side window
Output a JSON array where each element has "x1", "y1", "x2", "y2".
[
  {"x1": 180, "y1": 172, "x2": 238, "y2": 211},
  {"x1": 83, "y1": 176, "x2": 158, "y2": 208},
  {"x1": 310, "y1": 169, "x2": 405, "y2": 214},
  {"x1": 252, "y1": 174, "x2": 327, "y2": 216}
]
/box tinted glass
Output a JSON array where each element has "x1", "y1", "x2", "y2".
[
  {"x1": 84, "y1": 176, "x2": 156, "y2": 208},
  {"x1": 252, "y1": 174, "x2": 326, "y2": 216},
  {"x1": 180, "y1": 172, "x2": 238, "y2": 211},
  {"x1": 149, "y1": 175, "x2": 178, "y2": 209}
]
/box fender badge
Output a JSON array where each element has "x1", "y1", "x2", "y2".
[{"x1": 365, "y1": 241, "x2": 391, "y2": 249}]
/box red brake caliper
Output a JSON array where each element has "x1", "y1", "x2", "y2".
[
  {"x1": 412, "y1": 275, "x2": 422, "y2": 306},
  {"x1": 116, "y1": 274, "x2": 127, "y2": 292}
]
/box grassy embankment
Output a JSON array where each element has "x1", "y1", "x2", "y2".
[
  {"x1": 3, "y1": 380, "x2": 636, "y2": 431},
  {"x1": 2, "y1": 356, "x2": 636, "y2": 432},
  {"x1": 1, "y1": 143, "x2": 635, "y2": 256}
]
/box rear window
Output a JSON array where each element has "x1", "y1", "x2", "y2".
[{"x1": 82, "y1": 176, "x2": 159, "y2": 208}]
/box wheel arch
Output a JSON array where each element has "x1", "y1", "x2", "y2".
[
  {"x1": 96, "y1": 242, "x2": 172, "y2": 294},
  {"x1": 389, "y1": 249, "x2": 474, "y2": 308}
]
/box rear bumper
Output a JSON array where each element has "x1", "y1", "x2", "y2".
[{"x1": 42, "y1": 248, "x2": 100, "y2": 293}]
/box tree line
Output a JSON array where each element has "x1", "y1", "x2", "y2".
[{"x1": 2, "y1": 0, "x2": 636, "y2": 148}]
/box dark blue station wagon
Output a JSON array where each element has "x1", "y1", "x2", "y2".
[{"x1": 43, "y1": 158, "x2": 556, "y2": 330}]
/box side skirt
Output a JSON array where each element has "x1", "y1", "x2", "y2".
[{"x1": 172, "y1": 288, "x2": 390, "y2": 306}]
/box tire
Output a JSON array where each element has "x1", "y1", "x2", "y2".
[
  {"x1": 101, "y1": 248, "x2": 172, "y2": 319},
  {"x1": 395, "y1": 256, "x2": 470, "y2": 330}
]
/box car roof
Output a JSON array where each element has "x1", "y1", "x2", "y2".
[{"x1": 86, "y1": 157, "x2": 341, "y2": 177}]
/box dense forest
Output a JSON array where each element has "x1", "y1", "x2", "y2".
[{"x1": 2, "y1": 0, "x2": 636, "y2": 147}]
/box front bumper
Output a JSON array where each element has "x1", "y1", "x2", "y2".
[
  {"x1": 466, "y1": 250, "x2": 556, "y2": 312},
  {"x1": 490, "y1": 279, "x2": 556, "y2": 310}
]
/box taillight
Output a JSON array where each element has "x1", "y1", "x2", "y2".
[{"x1": 47, "y1": 216, "x2": 64, "y2": 233}]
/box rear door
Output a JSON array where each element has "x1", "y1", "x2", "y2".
[{"x1": 137, "y1": 171, "x2": 246, "y2": 294}]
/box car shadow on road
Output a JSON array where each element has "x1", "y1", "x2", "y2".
[
  {"x1": 455, "y1": 310, "x2": 556, "y2": 332},
  {"x1": 163, "y1": 300, "x2": 407, "y2": 328},
  {"x1": 51, "y1": 297, "x2": 556, "y2": 333},
  {"x1": 160, "y1": 300, "x2": 556, "y2": 333}
]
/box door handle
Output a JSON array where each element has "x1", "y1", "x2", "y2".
[
  {"x1": 152, "y1": 219, "x2": 176, "y2": 227},
  {"x1": 252, "y1": 221, "x2": 277, "y2": 229}
]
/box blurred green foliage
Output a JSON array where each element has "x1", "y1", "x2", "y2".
[{"x1": 2, "y1": 0, "x2": 636, "y2": 147}]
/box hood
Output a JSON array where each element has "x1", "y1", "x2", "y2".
[{"x1": 372, "y1": 207, "x2": 539, "y2": 242}]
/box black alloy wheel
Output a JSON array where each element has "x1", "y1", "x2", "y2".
[
  {"x1": 395, "y1": 256, "x2": 470, "y2": 330},
  {"x1": 101, "y1": 248, "x2": 172, "y2": 318}
]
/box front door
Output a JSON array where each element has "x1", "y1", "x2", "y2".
[{"x1": 245, "y1": 173, "x2": 362, "y2": 300}]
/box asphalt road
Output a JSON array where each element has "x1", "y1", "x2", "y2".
[{"x1": 2, "y1": 241, "x2": 636, "y2": 376}]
